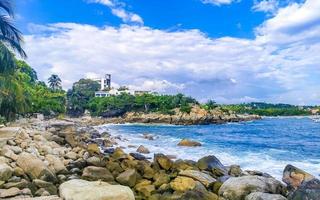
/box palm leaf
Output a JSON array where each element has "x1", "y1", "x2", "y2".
[{"x1": 0, "y1": 0, "x2": 13, "y2": 17}]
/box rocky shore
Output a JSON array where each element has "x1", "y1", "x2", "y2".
[
  {"x1": 0, "y1": 117, "x2": 319, "y2": 200},
  {"x1": 92, "y1": 106, "x2": 261, "y2": 125}
]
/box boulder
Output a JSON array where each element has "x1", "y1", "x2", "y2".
[
  {"x1": 197, "y1": 155, "x2": 226, "y2": 175},
  {"x1": 282, "y1": 164, "x2": 314, "y2": 190},
  {"x1": 59, "y1": 179, "x2": 135, "y2": 200},
  {"x1": 82, "y1": 166, "x2": 114, "y2": 182},
  {"x1": 0, "y1": 187, "x2": 21, "y2": 198},
  {"x1": 245, "y1": 192, "x2": 287, "y2": 200},
  {"x1": 228, "y1": 165, "x2": 242, "y2": 177},
  {"x1": 219, "y1": 176, "x2": 285, "y2": 200},
  {"x1": 33, "y1": 179, "x2": 58, "y2": 195},
  {"x1": 179, "y1": 170, "x2": 216, "y2": 187},
  {"x1": 116, "y1": 169, "x2": 137, "y2": 187},
  {"x1": 45, "y1": 155, "x2": 67, "y2": 174},
  {"x1": 65, "y1": 152, "x2": 78, "y2": 160},
  {"x1": 154, "y1": 154, "x2": 173, "y2": 170},
  {"x1": 87, "y1": 143, "x2": 100, "y2": 155},
  {"x1": 129, "y1": 153, "x2": 147, "y2": 160},
  {"x1": 288, "y1": 178, "x2": 320, "y2": 200},
  {"x1": 136, "y1": 145, "x2": 150, "y2": 154},
  {"x1": 16, "y1": 153, "x2": 56, "y2": 182},
  {"x1": 177, "y1": 139, "x2": 202, "y2": 147},
  {"x1": 170, "y1": 176, "x2": 197, "y2": 192},
  {"x1": 153, "y1": 172, "x2": 170, "y2": 187},
  {"x1": 0, "y1": 163, "x2": 13, "y2": 181},
  {"x1": 134, "y1": 180, "x2": 156, "y2": 197},
  {"x1": 86, "y1": 156, "x2": 105, "y2": 167}
]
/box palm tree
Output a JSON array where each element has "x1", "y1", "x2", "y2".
[
  {"x1": 48, "y1": 74, "x2": 62, "y2": 90},
  {"x1": 0, "y1": 0, "x2": 27, "y2": 74}
]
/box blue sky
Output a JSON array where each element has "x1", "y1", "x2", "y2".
[{"x1": 16, "y1": 0, "x2": 320, "y2": 104}]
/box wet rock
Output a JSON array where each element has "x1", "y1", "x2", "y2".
[
  {"x1": 16, "y1": 153, "x2": 56, "y2": 182},
  {"x1": 288, "y1": 178, "x2": 320, "y2": 200},
  {"x1": 59, "y1": 179, "x2": 135, "y2": 200},
  {"x1": 283, "y1": 164, "x2": 315, "y2": 190},
  {"x1": 197, "y1": 155, "x2": 226, "y2": 175},
  {"x1": 135, "y1": 180, "x2": 156, "y2": 197},
  {"x1": 136, "y1": 145, "x2": 150, "y2": 154},
  {"x1": 170, "y1": 176, "x2": 197, "y2": 192},
  {"x1": 3, "y1": 179, "x2": 29, "y2": 189},
  {"x1": 87, "y1": 143, "x2": 100, "y2": 155},
  {"x1": 116, "y1": 169, "x2": 137, "y2": 187},
  {"x1": 179, "y1": 170, "x2": 216, "y2": 187},
  {"x1": 219, "y1": 176, "x2": 286, "y2": 200},
  {"x1": 0, "y1": 163, "x2": 13, "y2": 181},
  {"x1": 153, "y1": 172, "x2": 170, "y2": 187},
  {"x1": 142, "y1": 133, "x2": 155, "y2": 140},
  {"x1": 245, "y1": 192, "x2": 287, "y2": 200},
  {"x1": 112, "y1": 148, "x2": 127, "y2": 160},
  {"x1": 177, "y1": 139, "x2": 202, "y2": 147},
  {"x1": 173, "y1": 159, "x2": 197, "y2": 171},
  {"x1": 228, "y1": 165, "x2": 242, "y2": 177},
  {"x1": 82, "y1": 166, "x2": 114, "y2": 182},
  {"x1": 154, "y1": 154, "x2": 173, "y2": 170},
  {"x1": 129, "y1": 153, "x2": 148, "y2": 160},
  {"x1": 86, "y1": 156, "x2": 105, "y2": 167}
]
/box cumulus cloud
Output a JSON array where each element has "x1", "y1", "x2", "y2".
[
  {"x1": 23, "y1": 0, "x2": 320, "y2": 104},
  {"x1": 88, "y1": 0, "x2": 143, "y2": 24},
  {"x1": 252, "y1": 0, "x2": 279, "y2": 14},
  {"x1": 201, "y1": 0, "x2": 237, "y2": 6}
]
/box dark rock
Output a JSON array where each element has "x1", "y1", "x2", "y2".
[
  {"x1": 288, "y1": 178, "x2": 320, "y2": 200},
  {"x1": 197, "y1": 155, "x2": 227, "y2": 175},
  {"x1": 129, "y1": 153, "x2": 148, "y2": 160}
]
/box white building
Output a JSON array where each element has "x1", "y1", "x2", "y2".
[
  {"x1": 92, "y1": 74, "x2": 111, "y2": 91},
  {"x1": 94, "y1": 91, "x2": 110, "y2": 97}
]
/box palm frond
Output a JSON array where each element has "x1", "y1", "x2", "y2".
[
  {"x1": 0, "y1": 0, "x2": 13, "y2": 17},
  {"x1": 0, "y1": 42, "x2": 16, "y2": 74},
  {"x1": 0, "y1": 15, "x2": 26, "y2": 58}
]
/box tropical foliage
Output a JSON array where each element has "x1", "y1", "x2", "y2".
[
  {"x1": 88, "y1": 93, "x2": 198, "y2": 116},
  {"x1": 66, "y1": 79, "x2": 100, "y2": 116},
  {"x1": 48, "y1": 74, "x2": 62, "y2": 90},
  {"x1": 222, "y1": 102, "x2": 312, "y2": 116}
]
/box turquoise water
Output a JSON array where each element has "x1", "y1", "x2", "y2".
[{"x1": 97, "y1": 117, "x2": 320, "y2": 180}]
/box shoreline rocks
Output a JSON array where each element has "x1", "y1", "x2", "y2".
[{"x1": 0, "y1": 117, "x2": 317, "y2": 200}]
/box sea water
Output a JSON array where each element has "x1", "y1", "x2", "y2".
[{"x1": 96, "y1": 117, "x2": 320, "y2": 180}]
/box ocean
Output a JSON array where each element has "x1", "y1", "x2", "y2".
[{"x1": 95, "y1": 117, "x2": 320, "y2": 180}]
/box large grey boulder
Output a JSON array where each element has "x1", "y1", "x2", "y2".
[
  {"x1": 82, "y1": 166, "x2": 114, "y2": 182},
  {"x1": 0, "y1": 163, "x2": 13, "y2": 181},
  {"x1": 245, "y1": 192, "x2": 287, "y2": 200},
  {"x1": 219, "y1": 175, "x2": 285, "y2": 200},
  {"x1": 59, "y1": 179, "x2": 135, "y2": 200},
  {"x1": 16, "y1": 153, "x2": 56, "y2": 182}
]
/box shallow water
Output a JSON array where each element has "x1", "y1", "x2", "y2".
[{"x1": 96, "y1": 117, "x2": 320, "y2": 180}]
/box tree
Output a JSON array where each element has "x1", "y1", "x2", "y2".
[
  {"x1": 67, "y1": 79, "x2": 100, "y2": 116},
  {"x1": 0, "y1": 0, "x2": 26, "y2": 74},
  {"x1": 48, "y1": 74, "x2": 62, "y2": 90}
]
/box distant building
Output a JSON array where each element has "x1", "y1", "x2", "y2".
[
  {"x1": 94, "y1": 91, "x2": 110, "y2": 97},
  {"x1": 92, "y1": 74, "x2": 111, "y2": 91}
]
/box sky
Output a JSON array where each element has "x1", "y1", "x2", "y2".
[{"x1": 15, "y1": 0, "x2": 320, "y2": 105}]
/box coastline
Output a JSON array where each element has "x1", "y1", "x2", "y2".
[{"x1": 0, "y1": 117, "x2": 318, "y2": 199}]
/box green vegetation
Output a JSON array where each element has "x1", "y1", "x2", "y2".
[
  {"x1": 1, "y1": 60, "x2": 66, "y2": 120},
  {"x1": 88, "y1": 93, "x2": 198, "y2": 116},
  {"x1": 66, "y1": 79, "x2": 100, "y2": 116},
  {"x1": 222, "y1": 102, "x2": 313, "y2": 116}
]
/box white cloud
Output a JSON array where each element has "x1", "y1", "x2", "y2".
[
  {"x1": 88, "y1": 0, "x2": 143, "y2": 24},
  {"x1": 23, "y1": 0, "x2": 320, "y2": 105},
  {"x1": 256, "y1": 0, "x2": 320, "y2": 44},
  {"x1": 252, "y1": 0, "x2": 279, "y2": 14},
  {"x1": 201, "y1": 0, "x2": 237, "y2": 6}
]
